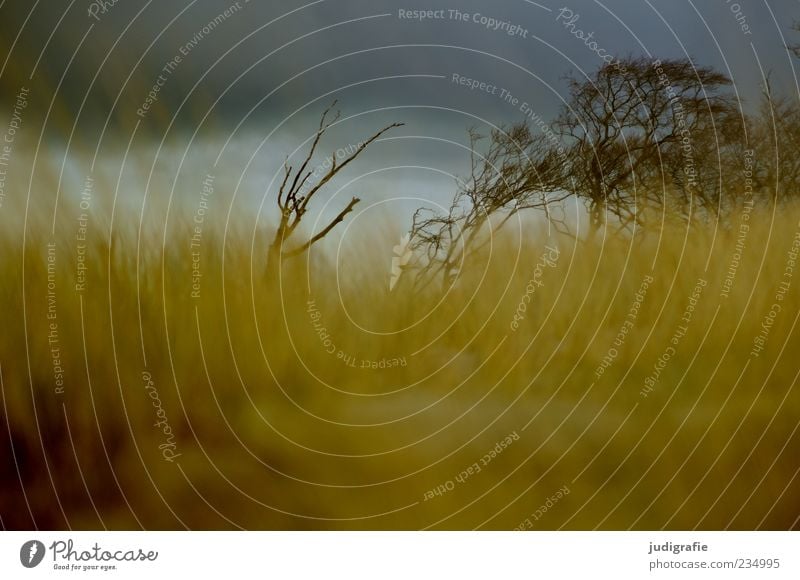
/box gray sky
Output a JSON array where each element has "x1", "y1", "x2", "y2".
[
  {"x1": 4, "y1": 0, "x2": 799, "y2": 129},
  {"x1": 1, "y1": 0, "x2": 799, "y2": 235}
]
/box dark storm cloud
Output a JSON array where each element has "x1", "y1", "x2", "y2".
[
  {"x1": 1, "y1": 0, "x2": 797, "y2": 238},
  {"x1": 2, "y1": 0, "x2": 798, "y2": 139}
]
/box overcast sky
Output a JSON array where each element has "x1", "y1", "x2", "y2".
[
  {"x1": 4, "y1": 1, "x2": 798, "y2": 129},
  {"x1": 1, "y1": 0, "x2": 799, "y2": 234}
]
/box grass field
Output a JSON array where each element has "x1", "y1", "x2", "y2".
[{"x1": 1, "y1": 181, "x2": 799, "y2": 530}]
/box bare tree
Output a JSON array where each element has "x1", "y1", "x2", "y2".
[
  {"x1": 752, "y1": 77, "x2": 800, "y2": 199},
  {"x1": 555, "y1": 57, "x2": 735, "y2": 237},
  {"x1": 407, "y1": 123, "x2": 566, "y2": 292},
  {"x1": 654, "y1": 100, "x2": 749, "y2": 223},
  {"x1": 266, "y1": 102, "x2": 403, "y2": 279}
]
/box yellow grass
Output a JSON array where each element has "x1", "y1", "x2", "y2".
[{"x1": 2, "y1": 185, "x2": 799, "y2": 530}]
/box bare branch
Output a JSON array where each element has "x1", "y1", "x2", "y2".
[
  {"x1": 266, "y1": 104, "x2": 403, "y2": 277},
  {"x1": 287, "y1": 101, "x2": 339, "y2": 199},
  {"x1": 299, "y1": 122, "x2": 404, "y2": 213},
  {"x1": 277, "y1": 160, "x2": 292, "y2": 211},
  {"x1": 282, "y1": 196, "x2": 361, "y2": 259},
  {"x1": 406, "y1": 121, "x2": 566, "y2": 291}
]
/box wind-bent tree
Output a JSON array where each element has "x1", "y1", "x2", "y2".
[
  {"x1": 266, "y1": 102, "x2": 403, "y2": 279},
  {"x1": 407, "y1": 123, "x2": 566, "y2": 292},
  {"x1": 655, "y1": 100, "x2": 748, "y2": 222},
  {"x1": 755, "y1": 19, "x2": 800, "y2": 198},
  {"x1": 752, "y1": 79, "x2": 800, "y2": 199},
  {"x1": 555, "y1": 57, "x2": 735, "y2": 236}
]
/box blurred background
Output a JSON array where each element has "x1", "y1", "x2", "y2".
[{"x1": 0, "y1": 0, "x2": 799, "y2": 529}]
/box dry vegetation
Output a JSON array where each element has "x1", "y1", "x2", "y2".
[
  {"x1": 1, "y1": 35, "x2": 799, "y2": 531},
  {"x1": 1, "y1": 185, "x2": 799, "y2": 529}
]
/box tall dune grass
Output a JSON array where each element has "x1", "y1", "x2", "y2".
[{"x1": 1, "y1": 185, "x2": 799, "y2": 530}]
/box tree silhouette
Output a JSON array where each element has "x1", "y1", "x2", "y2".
[
  {"x1": 266, "y1": 102, "x2": 402, "y2": 280},
  {"x1": 408, "y1": 123, "x2": 565, "y2": 292},
  {"x1": 555, "y1": 57, "x2": 734, "y2": 236}
]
